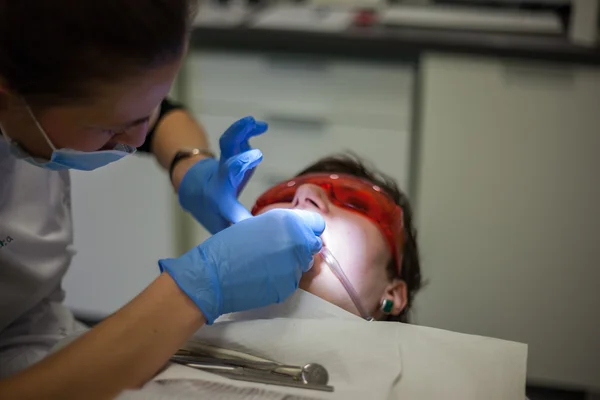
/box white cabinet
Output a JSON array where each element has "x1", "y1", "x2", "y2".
[
  {"x1": 414, "y1": 53, "x2": 600, "y2": 390},
  {"x1": 189, "y1": 52, "x2": 413, "y2": 124},
  {"x1": 185, "y1": 51, "x2": 415, "y2": 246}
]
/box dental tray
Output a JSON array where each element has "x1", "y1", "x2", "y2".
[{"x1": 172, "y1": 342, "x2": 334, "y2": 393}]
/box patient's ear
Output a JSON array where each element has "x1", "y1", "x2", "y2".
[{"x1": 383, "y1": 280, "x2": 407, "y2": 316}]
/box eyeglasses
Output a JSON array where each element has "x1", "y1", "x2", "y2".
[{"x1": 252, "y1": 173, "x2": 404, "y2": 274}]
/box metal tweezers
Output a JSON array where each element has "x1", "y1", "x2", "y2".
[{"x1": 170, "y1": 342, "x2": 334, "y2": 393}]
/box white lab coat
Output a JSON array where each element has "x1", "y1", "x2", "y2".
[{"x1": 0, "y1": 138, "x2": 86, "y2": 378}]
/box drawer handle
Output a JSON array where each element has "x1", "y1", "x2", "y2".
[
  {"x1": 265, "y1": 114, "x2": 328, "y2": 134},
  {"x1": 264, "y1": 57, "x2": 330, "y2": 73},
  {"x1": 502, "y1": 62, "x2": 576, "y2": 88}
]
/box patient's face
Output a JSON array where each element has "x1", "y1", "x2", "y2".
[{"x1": 256, "y1": 183, "x2": 393, "y2": 317}]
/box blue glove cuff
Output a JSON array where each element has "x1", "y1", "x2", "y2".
[
  {"x1": 177, "y1": 158, "x2": 219, "y2": 210},
  {"x1": 158, "y1": 249, "x2": 222, "y2": 325}
]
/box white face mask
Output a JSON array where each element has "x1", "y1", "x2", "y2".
[{"x1": 0, "y1": 104, "x2": 136, "y2": 171}]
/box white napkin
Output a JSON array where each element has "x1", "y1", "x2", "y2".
[
  {"x1": 154, "y1": 290, "x2": 528, "y2": 400},
  {"x1": 393, "y1": 324, "x2": 527, "y2": 400}
]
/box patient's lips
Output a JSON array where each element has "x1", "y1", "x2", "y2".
[{"x1": 302, "y1": 240, "x2": 326, "y2": 283}]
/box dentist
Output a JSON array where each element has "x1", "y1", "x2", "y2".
[{"x1": 0, "y1": 0, "x2": 324, "y2": 398}]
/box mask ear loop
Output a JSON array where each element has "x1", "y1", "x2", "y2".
[
  {"x1": 319, "y1": 247, "x2": 373, "y2": 321},
  {"x1": 0, "y1": 90, "x2": 16, "y2": 142},
  {"x1": 0, "y1": 122, "x2": 9, "y2": 141},
  {"x1": 25, "y1": 103, "x2": 57, "y2": 151}
]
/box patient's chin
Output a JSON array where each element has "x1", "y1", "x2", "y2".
[{"x1": 299, "y1": 262, "x2": 358, "y2": 316}]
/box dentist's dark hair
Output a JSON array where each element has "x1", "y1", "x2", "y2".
[
  {"x1": 0, "y1": 0, "x2": 198, "y2": 104},
  {"x1": 296, "y1": 152, "x2": 423, "y2": 324}
]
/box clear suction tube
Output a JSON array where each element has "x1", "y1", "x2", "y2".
[{"x1": 319, "y1": 247, "x2": 373, "y2": 321}]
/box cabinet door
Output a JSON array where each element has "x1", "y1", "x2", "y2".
[
  {"x1": 415, "y1": 53, "x2": 600, "y2": 390},
  {"x1": 64, "y1": 154, "x2": 175, "y2": 318},
  {"x1": 189, "y1": 51, "x2": 413, "y2": 121}
]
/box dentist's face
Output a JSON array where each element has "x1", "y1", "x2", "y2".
[
  {"x1": 0, "y1": 57, "x2": 181, "y2": 159},
  {"x1": 256, "y1": 183, "x2": 393, "y2": 317}
]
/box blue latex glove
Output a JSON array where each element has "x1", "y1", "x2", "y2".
[
  {"x1": 159, "y1": 209, "x2": 325, "y2": 324},
  {"x1": 178, "y1": 116, "x2": 268, "y2": 234}
]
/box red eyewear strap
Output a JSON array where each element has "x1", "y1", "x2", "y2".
[{"x1": 252, "y1": 173, "x2": 404, "y2": 274}]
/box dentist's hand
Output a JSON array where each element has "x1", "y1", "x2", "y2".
[
  {"x1": 178, "y1": 116, "x2": 268, "y2": 234},
  {"x1": 158, "y1": 209, "x2": 325, "y2": 324}
]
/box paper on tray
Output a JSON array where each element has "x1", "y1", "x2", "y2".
[
  {"x1": 122, "y1": 375, "x2": 321, "y2": 400},
  {"x1": 155, "y1": 318, "x2": 402, "y2": 400}
]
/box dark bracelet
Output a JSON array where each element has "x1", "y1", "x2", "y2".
[{"x1": 169, "y1": 148, "x2": 216, "y2": 181}]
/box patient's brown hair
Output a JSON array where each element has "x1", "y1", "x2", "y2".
[{"x1": 296, "y1": 153, "x2": 422, "y2": 323}]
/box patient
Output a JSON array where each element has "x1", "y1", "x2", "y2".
[
  {"x1": 251, "y1": 153, "x2": 422, "y2": 323},
  {"x1": 55, "y1": 155, "x2": 526, "y2": 400}
]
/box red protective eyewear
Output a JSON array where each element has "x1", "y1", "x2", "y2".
[{"x1": 252, "y1": 173, "x2": 404, "y2": 274}]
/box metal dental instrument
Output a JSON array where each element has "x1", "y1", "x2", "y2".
[
  {"x1": 203, "y1": 366, "x2": 334, "y2": 392},
  {"x1": 171, "y1": 358, "x2": 334, "y2": 392},
  {"x1": 172, "y1": 342, "x2": 333, "y2": 391},
  {"x1": 273, "y1": 363, "x2": 329, "y2": 386},
  {"x1": 319, "y1": 247, "x2": 373, "y2": 321},
  {"x1": 170, "y1": 354, "x2": 329, "y2": 385}
]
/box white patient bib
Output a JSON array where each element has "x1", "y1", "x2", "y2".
[{"x1": 0, "y1": 137, "x2": 74, "y2": 333}]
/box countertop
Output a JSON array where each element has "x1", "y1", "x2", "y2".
[{"x1": 191, "y1": 20, "x2": 600, "y2": 65}]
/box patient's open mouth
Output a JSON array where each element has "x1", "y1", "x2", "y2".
[
  {"x1": 303, "y1": 241, "x2": 327, "y2": 280},
  {"x1": 305, "y1": 255, "x2": 322, "y2": 279}
]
